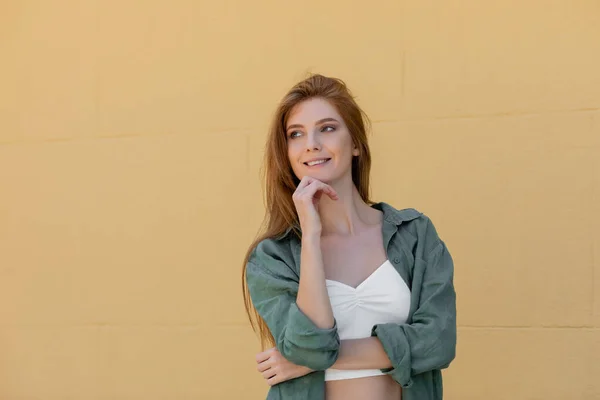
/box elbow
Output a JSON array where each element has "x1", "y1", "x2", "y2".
[
  {"x1": 278, "y1": 339, "x2": 340, "y2": 370},
  {"x1": 438, "y1": 326, "x2": 457, "y2": 369},
  {"x1": 276, "y1": 314, "x2": 341, "y2": 370},
  {"x1": 439, "y1": 342, "x2": 456, "y2": 369}
]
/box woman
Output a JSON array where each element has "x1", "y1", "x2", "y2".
[{"x1": 242, "y1": 74, "x2": 456, "y2": 400}]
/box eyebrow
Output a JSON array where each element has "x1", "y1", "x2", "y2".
[{"x1": 286, "y1": 117, "x2": 339, "y2": 131}]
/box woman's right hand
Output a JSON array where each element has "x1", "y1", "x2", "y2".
[{"x1": 292, "y1": 176, "x2": 339, "y2": 235}]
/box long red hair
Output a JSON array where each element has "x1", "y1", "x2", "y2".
[{"x1": 242, "y1": 74, "x2": 375, "y2": 349}]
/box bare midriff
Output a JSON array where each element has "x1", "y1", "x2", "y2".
[{"x1": 325, "y1": 375, "x2": 402, "y2": 400}]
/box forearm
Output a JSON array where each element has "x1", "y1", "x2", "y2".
[
  {"x1": 296, "y1": 233, "x2": 335, "y2": 329},
  {"x1": 329, "y1": 338, "x2": 393, "y2": 370}
]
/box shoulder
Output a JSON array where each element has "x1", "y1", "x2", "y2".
[
  {"x1": 395, "y1": 207, "x2": 425, "y2": 222},
  {"x1": 380, "y1": 201, "x2": 443, "y2": 255},
  {"x1": 377, "y1": 200, "x2": 429, "y2": 228}
]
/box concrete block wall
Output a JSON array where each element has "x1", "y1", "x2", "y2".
[{"x1": 1, "y1": 1, "x2": 598, "y2": 399}]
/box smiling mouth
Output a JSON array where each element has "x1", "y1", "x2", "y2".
[{"x1": 304, "y1": 158, "x2": 331, "y2": 167}]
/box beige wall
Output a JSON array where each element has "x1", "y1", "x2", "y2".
[{"x1": 1, "y1": 1, "x2": 599, "y2": 399}]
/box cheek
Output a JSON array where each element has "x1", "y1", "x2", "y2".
[
  {"x1": 287, "y1": 142, "x2": 302, "y2": 162},
  {"x1": 287, "y1": 148, "x2": 301, "y2": 175},
  {"x1": 330, "y1": 136, "x2": 353, "y2": 159}
]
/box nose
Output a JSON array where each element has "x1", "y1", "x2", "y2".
[{"x1": 305, "y1": 131, "x2": 321, "y2": 151}]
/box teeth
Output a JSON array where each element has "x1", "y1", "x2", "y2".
[{"x1": 307, "y1": 159, "x2": 328, "y2": 166}]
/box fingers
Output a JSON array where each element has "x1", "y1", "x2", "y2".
[
  {"x1": 256, "y1": 359, "x2": 271, "y2": 372},
  {"x1": 304, "y1": 179, "x2": 338, "y2": 201},
  {"x1": 256, "y1": 347, "x2": 276, "y2": 374},
  {"x1": 262, "y1": 367, "x2": 277, "y2": 380},
  {"x1": 294, "y1": 176, "x2": 338, "y2": 201},
  {"x1": 256, "y1": 359, "x2": 280, "y2": 386},
  {"x1": 258, "y1": 362, "x2": 280, "y2": 386},
  {"x1": 255, "y1": 348, "x2": 283, "y2": 387},
  {"x1": 255, "y1": 348, "x2": 273, "y2": 363},
  {"x1": 296, "y1": 175, "x2": 314, "y2": 191},
  {"x1": 267, "y1": 374, "x2": 281, "y2": 386}
]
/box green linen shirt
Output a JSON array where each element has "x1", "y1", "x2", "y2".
[{"x1": 246, "y1": 201, "x2": 457, "y2": 400}]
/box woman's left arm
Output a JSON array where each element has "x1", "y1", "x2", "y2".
[
  {"x1": 329, "y1": 238, "x2": 456, "y2": 377},
  {"x1": 369, "y1": 236, "x2": 456, "y2": 389}
]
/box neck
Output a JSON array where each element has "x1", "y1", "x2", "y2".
[{"x1": 316, "y1": 173, "x2": 376, "y2": 237}]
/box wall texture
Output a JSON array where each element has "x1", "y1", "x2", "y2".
[{"x1": 1, "y1": 1, "x2": 599, "y2": 399}]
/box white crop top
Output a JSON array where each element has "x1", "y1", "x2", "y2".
[{"x1": 324, "y1": 259, "x2": 411, "y2": 381}]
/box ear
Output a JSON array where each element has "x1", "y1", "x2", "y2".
[{"x1": 352, "y1": 146, "x2": 360, "y2": 156}]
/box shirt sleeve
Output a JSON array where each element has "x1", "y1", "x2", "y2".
[
  {"x1": 246, "y1": 241, "x2": 341, "y2": 371},
  {"x1": 370, "y1": 233, "x2": 457, "y2": 388}
]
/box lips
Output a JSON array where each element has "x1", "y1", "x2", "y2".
[{"x1": 304, "y1": 158, "x2": 331, "y2": 167}]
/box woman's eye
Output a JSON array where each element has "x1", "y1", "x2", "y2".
[
  {"x1": 322, "y1": 125, "x2": 336, "y2": 132},
  {"x1": 289, "y1": 131, "x2": 301, "y2": 138}
]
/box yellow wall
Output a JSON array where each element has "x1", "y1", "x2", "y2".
[{"x1": 1, "y1": 1, "x2": 599, "y2": 399}]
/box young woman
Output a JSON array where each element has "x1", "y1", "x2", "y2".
[{"x1": 242, "y1": 74, "x2": 456, "y2": 400}]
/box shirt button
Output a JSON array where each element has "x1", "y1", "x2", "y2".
[{"x1": 393, "y1": 258, "x2": 401, "y2": 264}]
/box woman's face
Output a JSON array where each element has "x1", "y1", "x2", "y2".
[{"x1": 286, "y1": 97, "x2": 359, "y2": 184}]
